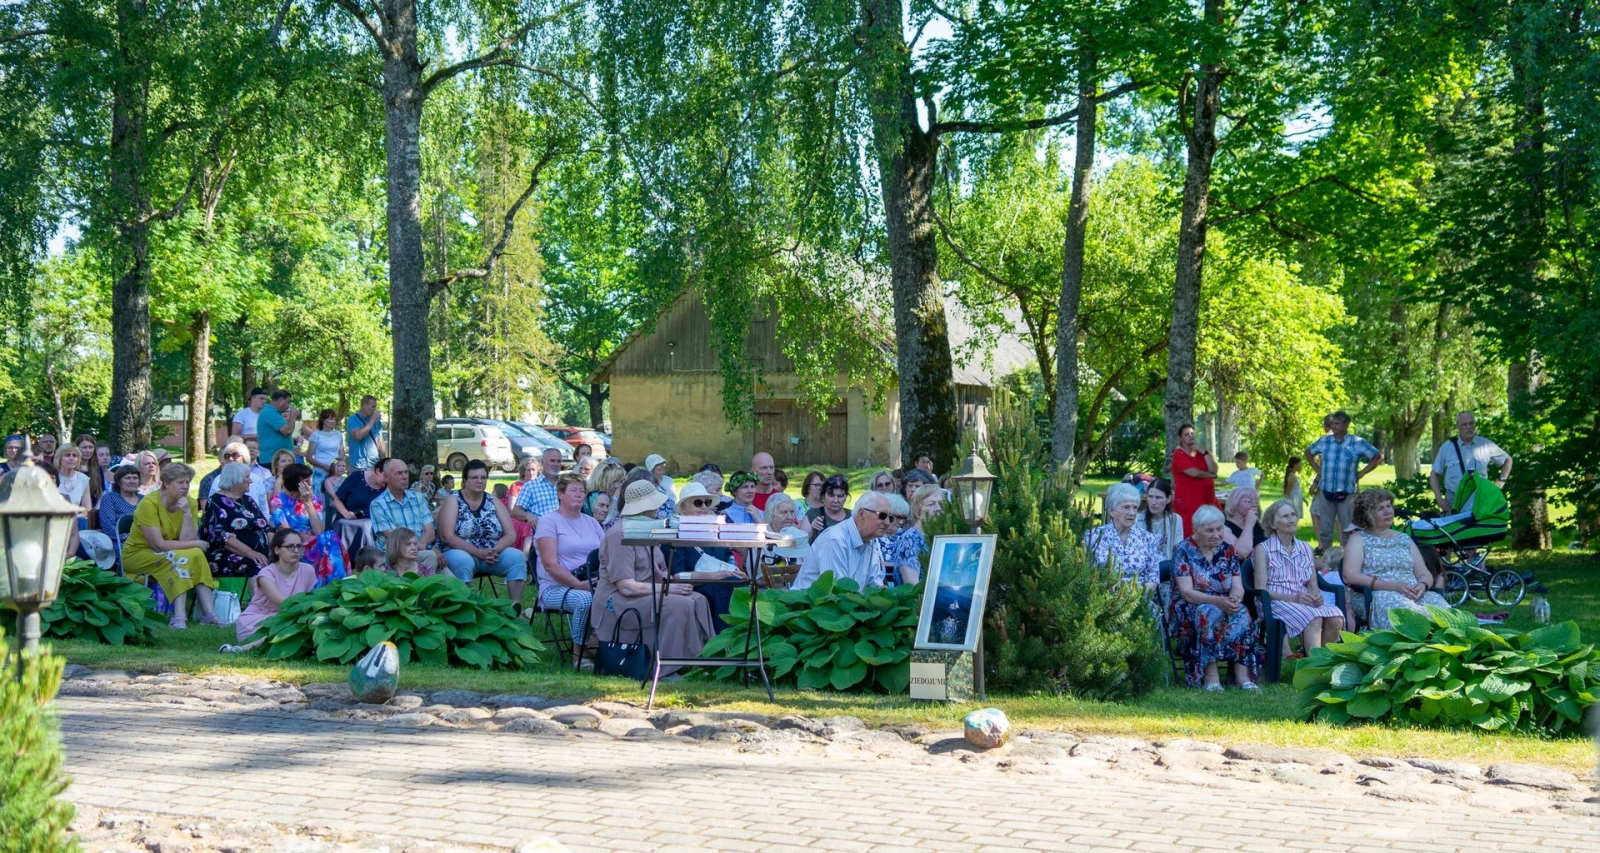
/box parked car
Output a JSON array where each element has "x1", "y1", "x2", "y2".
[
  {"x1": 541, "y1": 425, "x2": 609, "y2": 459},
  {"x1": 434, "y1": 419, "x2": 515, "y2": 472},
  {"x1": 495, "y1": 420, "x2": 574, "y2": 469}
]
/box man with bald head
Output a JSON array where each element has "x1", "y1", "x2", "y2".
[
  {"x1": 1429, "y1": 411, "x2": 1511, "y2": 512},
  {"x1": 791, "y1": 491, "x2": 892, "y2": 591},
  {"x1": 751, "y1": 451, "x2": 781, "y2": 512}
]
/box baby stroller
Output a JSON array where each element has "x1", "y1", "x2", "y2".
[{"x1": 1401, "y1": 472, "x2": 1525, "y2": 607}]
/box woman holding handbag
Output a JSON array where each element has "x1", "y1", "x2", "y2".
[{"x1": 590, "y1": 480, "x2": 715, "y2": 677}]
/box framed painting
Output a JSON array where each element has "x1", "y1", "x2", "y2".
[{"x1": 913, "y1": 534, "x2": 997, "y2": 653}]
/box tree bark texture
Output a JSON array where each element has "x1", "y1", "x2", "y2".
[
  {"x1": 186, "y1": 310, "x2": 212, "y2": 461},
  {"x1": 1215, "y1": 387, "x2": 1238, "y2": 459},
  {"x1": 861, "y1": 0, "x2": 957, "y2": 473},
  {"x1": 587, "y1": 383, "x2": 607, "y2": 429},
  {"x1": 107, "y1": 0, "x2": 154, "y2": 456},
  {"x1": 1163, "y1": 0, "x2": 1225, "y2": 470},
  {"x1": 1506, "y1": 17, "x2": 1549, "y2": 551},
  {"x1": 1507, "y1": 356, "x2": 1551, "y2": 549},
  {"x1": 379, "y1": 0, "x2": 437, "y2": 470},
  {"x1": 1051, "y1": 48, "x2": 1095, "y2": 473}
]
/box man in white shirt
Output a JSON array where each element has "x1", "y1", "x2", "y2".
[
  {"x1": 1224, "y1": 450, "x2": 1261, "y2": 492},
  {"x1": 231, "y1": 387, "x2": 268, "y2": 438},
  {"x1": 1429, "y1": 411, "x2": 1511, "y2": 511},
  {"x1": 792, "y1": 491, "x2": 892, "y2": 591}
]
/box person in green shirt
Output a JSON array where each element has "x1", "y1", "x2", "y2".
[{"x1": 256, "y1": 389, "x2": 303, "y2": 461}]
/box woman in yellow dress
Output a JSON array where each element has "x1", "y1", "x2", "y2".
[{"x1": 122, "y1": 462, "x2": 222, "y2": 629}]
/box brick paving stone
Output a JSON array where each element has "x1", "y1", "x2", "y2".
[{"x1": 59, "y1": 695, "x2": 1595, "y2": 853}]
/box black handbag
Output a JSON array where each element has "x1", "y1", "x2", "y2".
[{"x1": 594, "y1": 607, "x2": 653, "y2": 680}]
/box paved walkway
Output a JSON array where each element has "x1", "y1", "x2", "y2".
[{"x1": 60, "y1": 696, "x2": 1592, "y2": 853}]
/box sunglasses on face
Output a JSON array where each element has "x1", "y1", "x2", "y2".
[
  {"x1": 859, "y1": 509, "x2": 891, "y2": 521},
  {"x1": 887, "y1": 515, "x2": 906, "y2": 524},
  {"x1": 687, "y1": 499, "x2": 713, "y2": 509}
]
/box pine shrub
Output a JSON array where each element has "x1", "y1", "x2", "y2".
[
  {"x1": 0, "y1": 633, "x2": 79, "y2": 853},
  {"x1": 930, "y1": 398, "x2": 1166, "y2": 699}
]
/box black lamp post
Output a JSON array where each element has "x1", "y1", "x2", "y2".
[{"x1": 0, "y1": 436, "x2": 80, "y2": 657}]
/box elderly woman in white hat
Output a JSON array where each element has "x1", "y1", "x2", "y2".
[
  {"x1": 643, "y1": 453, "x2": 675, "y2": 519},
  {"x1": 592, "y1": 480, "x2": 715, "y2": 674}
]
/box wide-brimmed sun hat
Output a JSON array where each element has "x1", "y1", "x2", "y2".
[
  {"x1": 643, "y1": 453, "x2": 666, "y2": 472},
  {"x1": 620, "y1": 479, "x2": 668, "y2": 516}
]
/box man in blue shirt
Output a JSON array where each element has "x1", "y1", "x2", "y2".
[
  {"x1": 256, "y1": 389, "x2": 303, "y2": 462},
  {"x1": 347, "y1": 395, "x2": 386, "y2": 471},
  {"x1": 1305, "y1": 410, "x2": 1383, "y2": 550}
]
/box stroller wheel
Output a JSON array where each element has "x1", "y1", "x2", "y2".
[
  {"x1": 1442, "y1": 571, "x2": 1469, "y2": 607},
  {"x1": 1487, "y1": 569, "x2": 1526, "y2": 607}
]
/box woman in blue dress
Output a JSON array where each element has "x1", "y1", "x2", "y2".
[{"x1": 269, "y1": 462, "x2": 349, "y2": 586}]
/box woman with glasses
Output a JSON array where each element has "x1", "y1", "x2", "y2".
[
  {"x1": 221, "y1": 529, "x2": 318, "y2": 653},
  {"x1": 796, "y1": 471, "x2": 826, "y2": 517},
  {"x1": 669, "y1": 482, "x2": 739, "y2": 624},
  {"x1": 868, "y1": 468, "x2": 898, "y2": 494},
  {"x1": 805, "y1": 475, "x2": 852, "y2": 543}
]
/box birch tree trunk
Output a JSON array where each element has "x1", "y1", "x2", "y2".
[{"x1": 1052, "y1": 48, "x2": 1096, "y2": 476}]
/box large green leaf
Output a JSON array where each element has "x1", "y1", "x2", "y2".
[
  {"x1": 1524, "y1": 622, "x2": 1582, "y2": 655},
  {"x1": 1388, "y1": 608, "x2": 1434, "y2": 642},
  {"x1": 1329, "y1": 662, "x2": 1365, "y2": 689}
]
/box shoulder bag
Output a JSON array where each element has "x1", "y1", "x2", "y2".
[{"x1": 594, "y1": 607, "x2": 653, "y2": 681}]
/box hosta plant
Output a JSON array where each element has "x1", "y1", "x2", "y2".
[
  {"x1": 40, "y1": 559, "x2": 166, "y2": 645},
  {"x1": 1296, "y1": 605, "x2": 1598, "y2": 733},
  {"x1": 252, "y1": 570, "x2": 542, "y2": 669},
  {"x1": 698, "y1": 572, "x2": 921, "y2": 693}
]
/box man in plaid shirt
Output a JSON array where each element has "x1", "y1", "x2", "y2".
[
  {"x1": 370, "y1": 457, "x2": 440, "y2": 572},
  {"x1": 1305, "y1": 411, "x2": 1383, "y2": 550},
  {"x1": 511, "y1": 447, "x2": 564, "y2": 525}
]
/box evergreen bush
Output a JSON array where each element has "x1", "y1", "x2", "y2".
[
  {"x1": 930, "y1": 396, "x2": 1166, "y2": 699},
  {"x1": 0, "y1": 633, "x2": 78, "y2": 853}
]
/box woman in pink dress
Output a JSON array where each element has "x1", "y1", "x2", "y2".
[
  {"x1": 222, "y1": 529, "x2": 319, "y2": 653},
  {"x1": 1252, "y1": 499, "x2": 1344, "y2": 656}
]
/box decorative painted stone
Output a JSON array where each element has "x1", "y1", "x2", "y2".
[
  {"x1": 349, "y1": 642, "x2": 400, "y2": 705},
  {"x1": 963, "y1": 707, "x2": 1011, "y2": 749}
]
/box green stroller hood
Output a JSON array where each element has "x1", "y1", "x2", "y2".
[{"x1": 1412, "y1": 471, "x2": 1510, "y2": 547}]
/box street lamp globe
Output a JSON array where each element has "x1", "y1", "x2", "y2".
[
  {"x1": 0, "y1": 448, "x2": 81, "y2": 653},
  {"x1": 950, "y1": 451, "x2": 997, "y2": 532}
]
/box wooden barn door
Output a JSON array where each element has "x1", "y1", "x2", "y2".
[{"x1": 755, "y1": 399, "x2": 848, "y2": 468}]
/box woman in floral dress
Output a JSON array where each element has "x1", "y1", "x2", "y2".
[
  {"x1": 1341, "y1": 488, "x2": 1450, "y2": 629},
  {"x1": 1169, "y1": 505, "x2": 1263, "y2": 690},
  {"x1": 200, "y1": 462, "x2": 274, "y2": 580},
  {"x1": 269, "y1": 462, "x2": 349, "y2": 586}
]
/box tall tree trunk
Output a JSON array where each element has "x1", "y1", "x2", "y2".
[
  {"x1": 238, "y1": 313, "x2": 255, "y2": 403},
  {"x1": 1506, "y1": 14, "x2": 1549, "y2": 551},
  {"x1": 1163, "y1": 0, "x2": 1225, "y2": 470},
  {"x1": 1389, "y1": 406, "x2": 1426, "y2": 480},
  {"x1": 44, "y1": 353, "x2": 68, "y2": 442},
  {"x1": 861, "y1": 0, "x2": 957, "y2": 473},
  {"x1": 186, "y1": 311, "x2": 212, "y2": 461},
  {"x1": 1507, "y1": 357, "x2": 1550, "y2": 549},
  {"x1": 1215, "y1": 387, "x2": 1238, "y2": 459},
  {"x1": 1052, "y1": 48, "x2": 1096, "y2": 476},
  {"x1": 380, "y1": 0, "x2": 437, "y2": 469},
  {"x1": 107, "y1": 0, "x2": 154, "y2": 456},
  {"x1": 587, "y1": 383, "x2": 607, "y2": 429}
]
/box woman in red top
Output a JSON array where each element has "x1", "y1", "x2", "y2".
[{"x1": 1171, "y1": 423, "x2": 1219, "y2": 536}]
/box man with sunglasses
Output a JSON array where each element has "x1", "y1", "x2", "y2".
[{"x1": 792, "y1": 491, "x2": 893, "y2": 591}]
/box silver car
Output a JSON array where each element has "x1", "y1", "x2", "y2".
[{"x1": 434, "y1": 421, "x2": 516, "y2": 472}]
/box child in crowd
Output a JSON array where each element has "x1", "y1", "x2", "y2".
[
  {"x1": 352, "y1": 546, "x2": 386, "y2": 574},
  {"x1": 1225, "y1": 450, "x2": 1261, "y2": 492}
]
